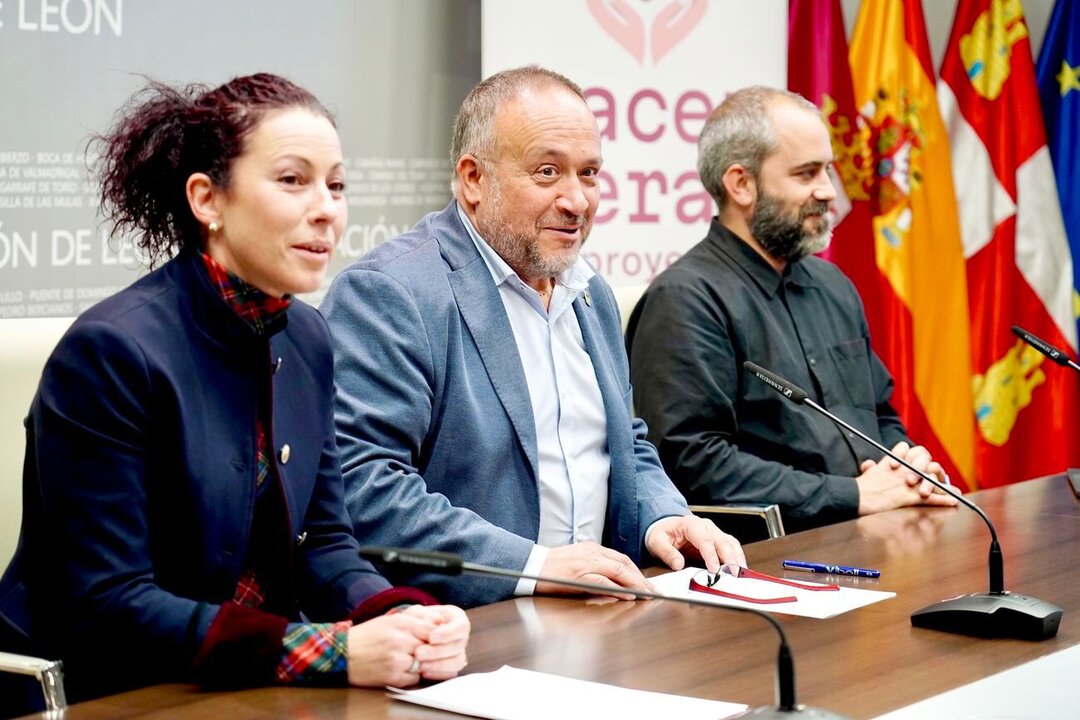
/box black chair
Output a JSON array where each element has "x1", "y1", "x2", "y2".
[
  {"x1": 0, "y1": 650, "x2": 65, "y2": 718},
  {"x1": 1, "y1": 566, "x2": 66, "y2": 717},
  {"x1": 689, "y1": 503, "x2": 786, "y2": 544}
]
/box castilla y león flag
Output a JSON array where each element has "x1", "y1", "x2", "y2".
[{"x1": 938, "y1": 0, "x2": 1080, "y2": 487}]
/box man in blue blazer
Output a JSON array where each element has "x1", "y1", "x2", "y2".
[{"x1": 321, "y1": 66, "x2": 744, "y2": 607}]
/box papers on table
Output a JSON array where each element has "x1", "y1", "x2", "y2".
[
  {"x1": 388, "y1": 665, "x2": 748, "y2": 720},
  {"x1": 650, "y1": 567, "x2": 895, "y2": 618}
]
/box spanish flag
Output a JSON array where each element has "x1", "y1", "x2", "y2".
[
  {"x1": 939, "y1": 0, "x2": 1080, "y2": 487},
  {"x1": 849, "y1": 0, "x2": 976, "y2": 489}
]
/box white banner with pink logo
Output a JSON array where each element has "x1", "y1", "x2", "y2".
[{"x1": 482, "y1": 0, "x2": 786, "y2": 286}]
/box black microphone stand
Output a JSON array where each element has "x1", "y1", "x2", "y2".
[
  {"x1": 359, "y1": 546, "x2": 849, "y2": 719},
  {"x1": 743, "y1": 361, "x2": 1062, "y2": 641}
]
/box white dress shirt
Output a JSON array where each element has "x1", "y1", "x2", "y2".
[{"x1": 458, "y1": 205, "x2": 610, "y2": 594}]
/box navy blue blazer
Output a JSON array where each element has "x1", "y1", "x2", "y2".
[
  {"x1": 321, "y1": 202, "x2": 688, "y2": 607},
  {"x1": 0, "y1": 252, "x2": 391, "y2": 699}
]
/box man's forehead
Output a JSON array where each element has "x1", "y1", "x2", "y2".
[
  {"x1": 522, "y1": 142, "x2": 602, "y2": 160},
  {"x1": 496, "y1": 92, "x2": 601, "y2": 161},
  {"x1": 769, "y1": 109, "x2": 832, "y2": 164}
]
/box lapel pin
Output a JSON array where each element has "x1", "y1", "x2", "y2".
[{"x1": 583, "y1": 289, "x2": 592, "y2": 307}]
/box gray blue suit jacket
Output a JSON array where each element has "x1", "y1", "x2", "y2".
[{"x1": 320, "y1": 202, "x2": 688, "y2": 606}]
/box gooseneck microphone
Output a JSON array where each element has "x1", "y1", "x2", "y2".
[
  {"x1": 1011, "y1": 324, "x2": 1080, "y2": 373},
  {"x1": 360, "y1": 545, "x2": 848, "y2": 719},
  {"x1": 743, "y1": 361, "x2": 1062, "y2": 640}
]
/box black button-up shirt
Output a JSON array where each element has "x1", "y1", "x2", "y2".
[{"x1": 626, "y1": 219, "x2": 908, "y2": 526}]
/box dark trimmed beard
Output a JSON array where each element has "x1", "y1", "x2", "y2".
[
  {"x1": 476, "y1": 177, "x2": 590, "y2": 281},
  {"x1": 750, "y1": 190, "x2": 832, "y2": 264}
]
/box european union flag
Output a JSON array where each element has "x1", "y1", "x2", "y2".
[{"x1": 1037, "y1": 0, "x2": 1080, "y2": 340}]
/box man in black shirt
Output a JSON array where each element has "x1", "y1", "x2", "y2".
[{"x1": 625, "y1": 86, "x2": 958, "y2": 528}]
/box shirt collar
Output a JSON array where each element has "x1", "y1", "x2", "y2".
[
  {"x1": 199, "y1": 252, "x2": 291, "y2": 336},
  {"x1": 706, "y1": 218, "x2": 818, "y2": 298},
  {"x1": 456, "y1": 201, "x2": 595, "y2": 297}
]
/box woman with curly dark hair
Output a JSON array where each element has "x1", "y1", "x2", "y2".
[{"x1": 0, "y1": 73, "x2": 468, "y2": 712}]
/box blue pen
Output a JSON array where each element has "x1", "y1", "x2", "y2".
[{"x1": 782, "y1": 560, "x2": 880, "y2": 578}]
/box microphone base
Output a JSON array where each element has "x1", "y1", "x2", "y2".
[
  {"x1": 728, "y1": 705, "x2": 850, "y2": 719},
  {"x1": 911, "y1": 592, "x2": 1062, "y2": 640}
]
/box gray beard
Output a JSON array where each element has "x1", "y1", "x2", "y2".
[
  {"x1": 480, "y1": 220, "x2": 583, "y2": 280},
  {"x1": 476, "y1": 180, "x2": 589, "y2": 280},
  {"x1": 751, "y1": 190, "x2": 832, "y2": 264}
]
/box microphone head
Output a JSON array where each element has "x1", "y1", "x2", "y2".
[
  {"x1": 743, "y1": 361, "x2": 809, "y2": 405},
  {"x1": 1011, "y1": 325, "x2": 1069, "y2": 366}
]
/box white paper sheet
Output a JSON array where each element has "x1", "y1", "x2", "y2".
[
  {"x1": 650, "y1": 567, "x2": 895, "y2": 618},
  {"x1": 388, "y1": 665, "x2": 748, "y2": 720}
]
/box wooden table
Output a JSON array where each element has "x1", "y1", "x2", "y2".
[{"x1": 24, "y1": 474, "x2": 1080, "y2": 719}]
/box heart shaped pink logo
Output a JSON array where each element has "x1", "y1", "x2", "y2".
[{"x1": 587, "y1": 0, "x2": 708, "y2": 66}]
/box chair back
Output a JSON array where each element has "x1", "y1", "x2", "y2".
[
  {"x1": 0, "y1": 318, "x2": 71, "y2": 719},
  {"x1": 609, "y1": 283, "x2": 649, "y2": 333},
  {"x1": 0, "y1": 318, "x2": 71, "y2": 568}
]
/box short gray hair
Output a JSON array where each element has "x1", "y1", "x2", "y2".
[
  {"x1": 449, "y1": 66, "x2": 585, "y2": 192},
  {"x1": 697, "y1": 86, "x2": 819, "y2": 209}
]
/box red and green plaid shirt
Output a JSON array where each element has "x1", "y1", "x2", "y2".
[{"x1": 200, "y1": 252, "x2": 349, "y2": 684}]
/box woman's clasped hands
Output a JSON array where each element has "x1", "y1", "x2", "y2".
[{"x1": 347, "y1": 604, "x2": 470, "y2": 687}]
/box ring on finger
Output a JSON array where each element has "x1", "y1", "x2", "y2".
[{"x1": 407, "y1": 657, "x2": 421, "y2": 674}]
